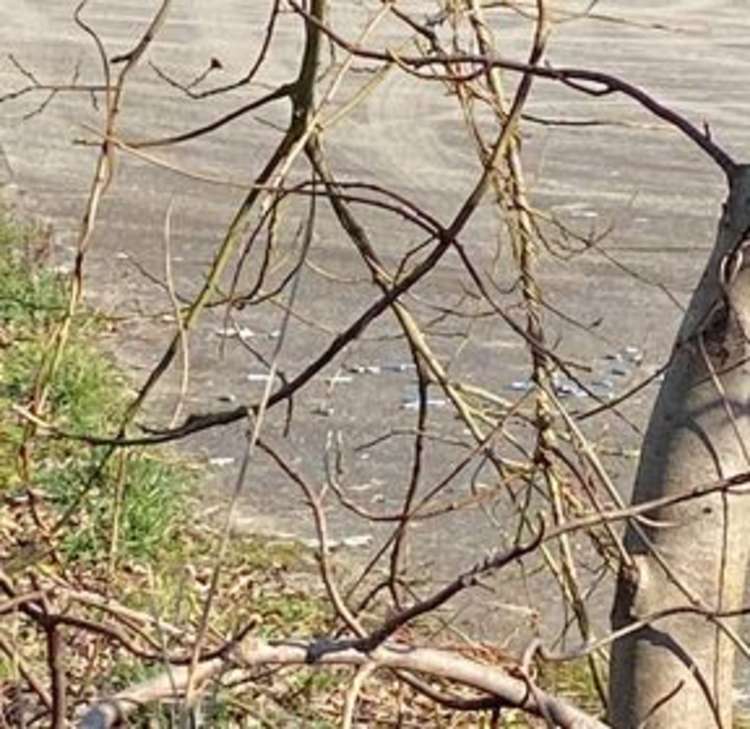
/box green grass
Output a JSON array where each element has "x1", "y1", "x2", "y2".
[
  {"x1": 0, "y1": 219, "x2": 63, "y2": 328},
  {"x1": 0, "y1": 213, "x2": 189, "y2": 563},
  {"x1": 38, "y1": 451, "x2": 189, "y2": 562}
]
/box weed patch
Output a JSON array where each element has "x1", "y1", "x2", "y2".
[
  {"x1": 0, "y1": 213, "x2": 188, "y2": 563},
  {"x1": 0, "y1": 211, "x2": 330, "y2": 726}
]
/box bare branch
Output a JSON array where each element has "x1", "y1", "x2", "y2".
[
  {"x1": 287, "y1": 0, "x2": 737, "y2": 176},
  {"x1": 78, "y1": 636, "x2": 607, "y2": 729}
]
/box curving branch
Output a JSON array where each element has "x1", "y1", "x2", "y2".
[
  {"x1": 286, "y1": 0, "x2": 737, "y2": 178},
  {"x1": 77, "y1": 636, "x2": 607, "y2": 729}
]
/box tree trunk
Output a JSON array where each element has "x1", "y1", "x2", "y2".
[{"x1": 609, "y1": 165, "x2": 750, "y2": 728}]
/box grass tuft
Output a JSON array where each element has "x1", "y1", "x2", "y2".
[{"x1": 0, "y1": 212, "x2": 189, "y2": 562}]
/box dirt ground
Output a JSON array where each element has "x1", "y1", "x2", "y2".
[{"x1": 2, "y1": 1, "x2": 750, "y2": 653}]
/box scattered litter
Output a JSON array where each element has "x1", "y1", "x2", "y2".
[
  {"x1": 347, "y1": 364, "x2": 381, "y2": 374},
  {"x1": 247, "y1": 373, "x2": 273, "y2": 382},
  {"x1": 209, "y1": 457, "x2": 235, "y2": 467},
  {"x1": 299, "y1": 534, "x2": 372, "y2": 550},
  {"x1": 496, "y1": 344, "x2": 646, "y2": 404},
  {"x1": 555, "y1": 380, "x2": 588, "y2": 398},
  {"x1": 347, "y1": 363, "x2": 415, "y2": 375},
  {"x1": 601, "y1": 346, "x2": 644, "y2": 378},
  {"x1": 604, "y1": 347, "x2": 643, "y2": 365},
  {"x1": 623, "y1": 346, "x2": 644, "y2": 364},
  {"x1": 115, "y1": 251, "x2": 129, "y2": 260},
  {"x1": 312, "y1": 403, "x2": 334, "y2": 417},
  {"x1": 338, "y1": 535, "x2": 372, "y2": 549},
  {"x1": 382, "y1": 363, "x2": 416, "y2": 373},
  {"x1": 401, "y1": 397, "x2": 447, "y2": 410},
  {"x1": 325, "y1": 374, "x2": 353, "y2": 385},
  {"x1": 214, "y1": 326, "x2": 255, "y2": 340},
  {"x1": 267, "y1": 329, "x2": 281, "y2": 340},
  {"x1": 506, "y1": 376, "x2": 589, "y2": 399},
  {"x1": 217, "y1": 394, "x2": 236, "y2": 403}
]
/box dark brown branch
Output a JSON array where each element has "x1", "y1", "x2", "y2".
[
  {"x1": 0, "y1": 53, "x2": 110, "y2": 105},
  {"x1": 129, "y1": 83, "x2": 295, "y2": 148},
  {"x1": 46, "y1": 624, "x2": 66, "y2": 729},
  {"x1": 330, "y1": 525, "x2": 544, "y2": 657},
  {"x1": 148, "y1": 0, "x2": 281, "y2": 99}
]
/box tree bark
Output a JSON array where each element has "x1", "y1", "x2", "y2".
[{"x1": 610, "y1": 165, "x2": 750, "y2": 728}]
